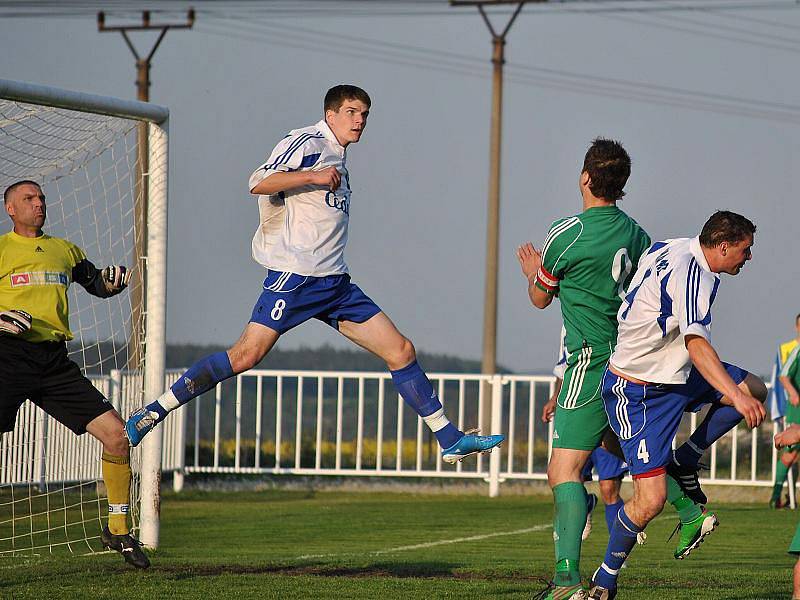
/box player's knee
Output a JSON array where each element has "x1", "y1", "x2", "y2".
[
  {"x1": 547, "y1": 462, "x2": 580, "y2": 489},
  {"x1": 228, "y1": 344, "x2": 265, "y2": 373},
  {"x1": 101, "y1": 423, "x2": 129, "y2": 455},
  {"x1": 387, "y1": 337, "x2": 416, "y2": 371},
  {"x1": 599, "y1": 481, "x2": 620, "y2": 505},
  {"x1": 643, "y1": 491, "x2": 666, "y2": 521},
  {"x1": 744, "y1": 373, "x2": 767, "y2": 403}
]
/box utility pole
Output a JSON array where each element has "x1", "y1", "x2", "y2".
[
  {"x1": 98, "y1": 9, "x2": 194, "y2": 369},
  {"x1": 451, "y1": 1, "x2": 538, "y2": 431}
]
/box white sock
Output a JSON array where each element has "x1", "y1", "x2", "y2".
[
  {"x1": 156, "y1": 389, "x2": 180, "y2": 413},
  {"x1": 422, "y1": 408, "x2": 451, "y2": 432}
]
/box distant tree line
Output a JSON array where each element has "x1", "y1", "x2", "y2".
[{"x1": 69, "y1": 341, "x2": 513, "y2": 375}]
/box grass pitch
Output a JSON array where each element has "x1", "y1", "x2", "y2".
[{"x1": 1, "y1": 488, "x2": 796, "y2": 599}]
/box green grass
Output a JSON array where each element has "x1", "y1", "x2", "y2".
[{"x1": 1, "y1": 489, "x2": 797, "y2": 599}]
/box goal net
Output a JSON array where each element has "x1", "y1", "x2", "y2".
[{"x1": 0, "y1": 80, "x2": 168, "y2": 556}]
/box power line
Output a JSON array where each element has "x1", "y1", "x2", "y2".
[
  {"x1": 197, "y1": 18, "x2": 800, "y2": 124},
  {"x1": 1, "y1": 0, "x2": 800, "y2": 18},
  {"x1": 606, "y1": 11, "x2": 800, "y2": 54},
  {"x1": 638, "y1": 6, "x2": 800, "y2": 47}
]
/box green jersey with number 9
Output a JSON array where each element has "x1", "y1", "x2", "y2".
[{"x1": 536, "y1": 205, "x2": 651, "y2": 356}]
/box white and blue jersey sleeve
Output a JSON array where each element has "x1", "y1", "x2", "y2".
[
  {"x1": 248, "y1": 130, "x2": 325, "y2": 191},
  {"x1": 673, "y1": 257, "x2": 720, "y2": 343}
]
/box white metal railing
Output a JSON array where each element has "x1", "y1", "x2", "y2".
[
  {"x1": 1, "y1": 369, "x2": 782, "y2": 498},
  {"x1": 167, "y1": 369, "x2": 782, "y2": 497}
]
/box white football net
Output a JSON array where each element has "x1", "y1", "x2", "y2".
[{"x1": 0, "y1": 96, "x2": 147, "y2": 556}]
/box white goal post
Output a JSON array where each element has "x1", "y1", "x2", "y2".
[{"x1": 0, "y1": 78, "x2": 168, "y2": 551}]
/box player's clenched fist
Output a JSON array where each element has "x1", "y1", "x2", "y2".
[
  {"x1": 102, "y1": 265, "x2": 130, "y2": 294},
  {"x1": 0, "y1": 309, "x2": 32, "y2": 335},
  {"x1": 309, "y1": 166, "x2": 341, "y2": 191},
  {"x1": 732, "y1": 391, "x2": 766, "y2": 429}
]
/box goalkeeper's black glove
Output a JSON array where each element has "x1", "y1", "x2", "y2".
[
  {"x1": 0, "y1": 309, "x2": 32, "y2": 335},
  {"x1": 102, "y1": 265, "x2": 130, "y2": 294}
]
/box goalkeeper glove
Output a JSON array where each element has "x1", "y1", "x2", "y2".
[
  {"x1": 102, "y1": 265, "x2": 130, "y2": 294},
  {"x1": 0, "y1": 309, "x2": 32, "y2": 335}
]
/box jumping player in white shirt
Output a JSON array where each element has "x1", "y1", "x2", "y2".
[
  {"x1": 125, "y1": 85, "x2": 503, "y2": 463},
  {"x1": 588, "y1": 211, "x2": 767, "y2": 600}
]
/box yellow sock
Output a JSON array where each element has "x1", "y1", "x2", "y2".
[{"x1": 102, "y1": 451, "x2": 131, "y2": 535}]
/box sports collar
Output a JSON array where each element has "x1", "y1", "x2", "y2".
[
  {"x1": 689, "y1": 236, "x2": 712, "y2": 272},
  {"x1": 315, "y1": 119, "x2": 344, "y2": 151}
]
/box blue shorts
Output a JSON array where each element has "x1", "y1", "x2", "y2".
[
  {"x1": 250, "y1": 270, "x2": 382, "y2": 334},
  {"x1": 602, "y1": 363, "x2": 748, "y2": 477},
  {"x1": 581, "y1": 447, "x2": 628, "y2": 482}
]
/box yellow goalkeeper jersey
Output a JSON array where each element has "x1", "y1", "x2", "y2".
[{"x1": 0, "y1": 231, "x2": 87, "y2": 342}]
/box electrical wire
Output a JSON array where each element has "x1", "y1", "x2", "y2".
[{"x1": 197, "y1": 18, "x2": 800, "y2": 124}]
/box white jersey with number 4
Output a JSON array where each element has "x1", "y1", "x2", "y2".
[
  {"x1": 610, "y1": 236, "x2": 720, "y2": 384},
  {"x1": 248, "y1": 119, "x2": 351, "y2": 277}
]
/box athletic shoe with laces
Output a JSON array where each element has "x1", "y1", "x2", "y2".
[
  {"x1": 666, "y1": 453, "x2": 708, "y2": 505},
  {"x1": 101, "y1": 525, "x2": 150, "y2": 569},
  {"x1": 125, "y1": 407, "x2": 160, "y2": 447},
  {"x1": 582, "y1": 493, "x2": 598, "y2": 541},
  {"x1": 532, "y1": 581, "x2": 587, "y2": 600},
  {"x1": 441, "y1": 429, "x2": 505, "y2": 464},
  {"x1": 670, "y1": 509, "x2": 718, "y2": 559}
]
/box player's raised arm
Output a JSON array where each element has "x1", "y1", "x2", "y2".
[
  {"x1": 251, "y1": 167, "x2": 340, "y2": 195},
  {"x1": 248, "y1": 130, "x2": 339, "y2": 196},
  {"x1": 517, "y1": 242, "x2": 553, "y2": 309},
  {"x1": 685, "y1": 334, "x2": 765, "y2": 428},
  {"x1": 675, "y1": 237, "x2": 765, "y2": 427},
  {"x1": 72, "y1": 258, "x2": 130, "y2": 298}
]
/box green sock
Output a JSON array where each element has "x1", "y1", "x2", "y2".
[
  {"x1": 773, "y1": 461, "x2": 790, "y2": 501},
  {"x1": 667, "y1": 475, "x2": 702, "y2": 523},
  {"x1": 552, "y1": 481, "x2": 586, "y2": 587}
]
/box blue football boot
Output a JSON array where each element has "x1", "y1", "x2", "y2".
[
  {"x1": 125, "y1": 408, "x2": 160, "y2": 447},
  {"x1": 441, "y1": 429, "x2": 505, "y2": 464}
]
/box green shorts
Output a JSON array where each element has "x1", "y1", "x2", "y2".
[
  {"x1": 789, "y1": 519, "x2": 800, "y2": 555},
  {"x1": 552, "y1": 344, "x2": 612, "y2": 451}
]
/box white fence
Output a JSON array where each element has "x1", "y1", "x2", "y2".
[{"x1": 1, "y1": 369, "x2": 782, "y2": 497}]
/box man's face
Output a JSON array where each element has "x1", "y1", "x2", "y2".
[
  {"x1": 325, "y1": 99, "x2": 369, "y2": 147},
  {"x1": 717, "y1": 235, "x2": 753, "y2": 276},
  {"x1": 6, "y1": 183, "x2": 46, "y2": 229}
]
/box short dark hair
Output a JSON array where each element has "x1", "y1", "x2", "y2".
[
  {"x1": 4, "y1": 180, "x2": 41, "y2": 204},
  {"x1": 699, "y1": 211, "x2": 756, "y2": 248},
  {"x1": 795, "y1": 313, "x2": 800, "y2": 326},
  {"x1": 582, "y1": 138, "x2": 631, "y2": 201},
  {"x1": 324, "y1": 85, "x2": 371, "y2": 113}
]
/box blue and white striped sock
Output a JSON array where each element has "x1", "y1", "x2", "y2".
[{"x1": 594, "y1": 505, "x2": 642, "y2": 590}]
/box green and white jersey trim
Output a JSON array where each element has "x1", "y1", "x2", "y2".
[
  {"x1": 541, "y1": 216, "x2": 583, "y2": 274},
  {"x1": 557, "y1": 342, "x2": 611, "y2": 410},
  {"x1": 561, "y1": 345, "x2": 592, "y2": 409}
]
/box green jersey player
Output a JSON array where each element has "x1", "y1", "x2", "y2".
[
  {"x1": 518, "y1": 138, "x2": 649, "y2": 600},
  {"x1": 772, "y1": 316, "x2": 800, "y2": 508}
]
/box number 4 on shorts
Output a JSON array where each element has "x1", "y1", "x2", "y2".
[{"x1": 637, "y1": 438, "x2": 650, "y2": 464}]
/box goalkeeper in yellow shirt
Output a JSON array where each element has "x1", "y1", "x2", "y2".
[{"x1": 0, "y1": 180, "x2": 148, "y2": 568}]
